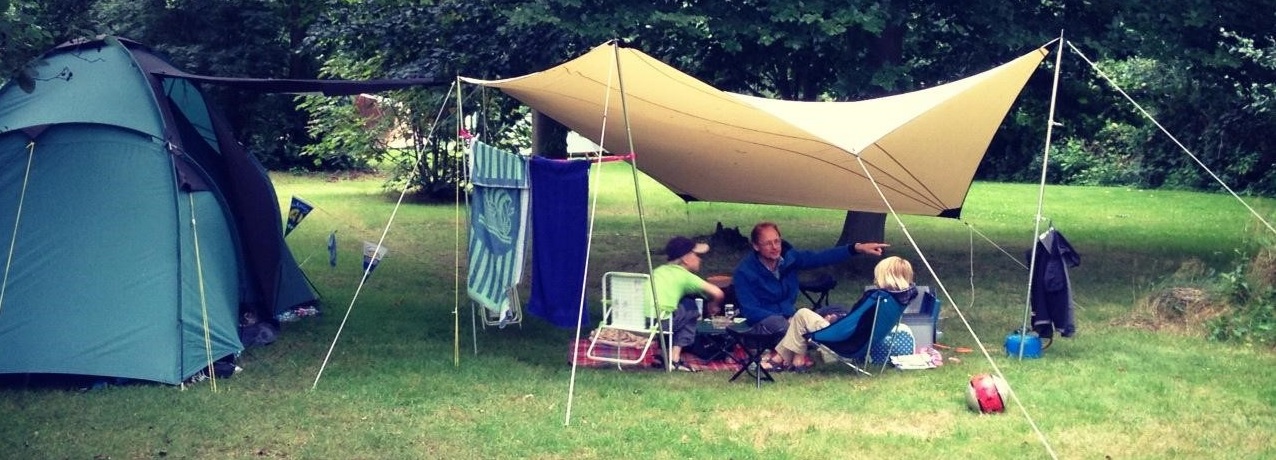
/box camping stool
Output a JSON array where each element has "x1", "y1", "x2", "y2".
[
  {"x1": 726, "y1": 328, "x2": 785, "y2": 388},
  {"x1": 800, "y1": 273, "x2": 837, "y2": 307}
]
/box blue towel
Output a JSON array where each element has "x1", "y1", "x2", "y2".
[
  {"x1": 467, "y1": 141, "x2": 530, "y2": 317},
  {"x1": 528, "y1": 157, "x2": 590, "y2": 328}
]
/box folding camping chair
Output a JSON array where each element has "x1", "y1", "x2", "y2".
[
  {"x1": 585, "y1": 272, "x2": 667, "y2": 367},
  {"x1": 476, "y1": 284, "x2": 523, "y2": 329},
  {"x1": 727, "y1": 327, "x2": 785, "y2": 388},
  {"x1": 807, "y1": 288, "x2": 931, "y2": 376},
  {"x1": 800, "y1": 272, "x2": 838, "y2": 307}
]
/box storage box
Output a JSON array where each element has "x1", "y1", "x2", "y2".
[
  {"x1": 863, "y1": 285, "x2": 942, "y2": 352},
  {"x1": 901, "y1": 287, "x2": 940, "y2": 352}
]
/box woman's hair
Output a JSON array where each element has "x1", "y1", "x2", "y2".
[{"x1": 873, "y1": 256, "x2": 914, "y2": 291}]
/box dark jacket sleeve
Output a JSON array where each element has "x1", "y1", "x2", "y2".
[{"x1": 788, "y1": 245, "x2": 853, "y2": 270}]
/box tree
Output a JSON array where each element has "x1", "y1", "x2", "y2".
[
  {"x1": 303, "y1": 0, "x2": 1276, "y2": 204},
  {"x1": 1, "y1": 0, "x2": 54, "y2": 91}
]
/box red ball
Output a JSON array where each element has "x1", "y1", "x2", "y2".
[{"x1": 967, "y1": 373, "x2": 1010, "y2": 413}]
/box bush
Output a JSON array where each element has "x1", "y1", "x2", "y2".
[
  {"x1": 1124, "y1": 260, "x2": 1227, "y2": 334},
  {"x1": 1208, "y1": 245, "x2": 1276, "y2": 346},
  {"x1": 1047, "y1": 124, "x2": 1149, "y2": 187}
]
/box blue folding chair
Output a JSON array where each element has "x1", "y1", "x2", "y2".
[{"x1": 807, "y1": 289, "x2": 929, "y2": 376}]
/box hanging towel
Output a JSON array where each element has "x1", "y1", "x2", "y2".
[
  {"x1": 528, "y1": 157, "x2": 591, "y2": 328},
  {"x1": 467, "y1": 141, "x2": 530, "y2": 317}
]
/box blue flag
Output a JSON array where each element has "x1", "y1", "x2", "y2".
[
  {"x1": 362, "y1": 241, "x2": 387, "y2": 276},
  {"x1": 285, "y1": 196, "x2": 314, "y2": 237}
]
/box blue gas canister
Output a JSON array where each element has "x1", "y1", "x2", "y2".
[{"x1": 1004, "y1": 329, "x2": 1043, "y2": 358}]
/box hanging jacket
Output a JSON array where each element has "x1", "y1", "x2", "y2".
[{"x1": 1027, "y1": 228, "x2": 1080, "y2": 338}]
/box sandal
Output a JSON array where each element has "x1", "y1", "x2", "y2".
[
  {"x1": 789, "y1": 357, "x2": 813, "y2": 373},
  {"x1": 760, "y1": 359, "x2": 786, "y2": 373},
  {"x1": 672, "y1": 361, "x2": 698, "y2": 372}
]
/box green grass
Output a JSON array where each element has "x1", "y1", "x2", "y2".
[{"x1": 3, "y1": 163, "x2": 1276, "y2": 459}]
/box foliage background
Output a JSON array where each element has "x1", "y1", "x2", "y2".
[{"x1": 4, "y1": 0, "x2": 1274, "y2": 195}]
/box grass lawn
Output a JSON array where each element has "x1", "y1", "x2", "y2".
[{"x1": 3, "y1": 163, "x2": 1275, "y2": 459}]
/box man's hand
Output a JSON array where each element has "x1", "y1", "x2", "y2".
[{"x1": 853, "y1": 242, "x2": 890, "y2": 256}]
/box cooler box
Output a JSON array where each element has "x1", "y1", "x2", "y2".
[
  {"x1": 901, "y1": 287, "x2": 940, "y2": 351},
  {"x1": 868, "y1": 285, "x2": 941, "y2": 352}
]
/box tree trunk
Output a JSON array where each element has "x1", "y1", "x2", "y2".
[
  {"x1": 837, "y1": 211, "x2": 887, "y2": 276},
  {"x1": 531, "y1": 110, "x2": 569, "y2": 159},
  {"x1": 836, "y1": 1, "x2": 907, "y2": 268}
]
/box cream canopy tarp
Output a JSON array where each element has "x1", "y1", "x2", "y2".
[{"x1": 462, "y1": 43, "x2": 1047, "y2": 217}]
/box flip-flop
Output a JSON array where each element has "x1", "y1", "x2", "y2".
[{"x1": 672, "y1": 361, "x2": 698, "y2": 372}]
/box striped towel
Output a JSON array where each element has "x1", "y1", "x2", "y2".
[{"x1": 467, "y1": 141, "x2": 529, "y2": 317}]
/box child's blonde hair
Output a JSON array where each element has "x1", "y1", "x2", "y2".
[{"x1": 873, "y1": 256, "x2": 914, "y2": 291}]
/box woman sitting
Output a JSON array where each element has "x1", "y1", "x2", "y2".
[{"x1": 768, "y1": 256, "x2": 916, "y2": 371}]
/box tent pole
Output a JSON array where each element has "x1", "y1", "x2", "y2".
[
  {"x1": 454, "y1": 76, "x2": 469, "y2": 363},
  {"x1": 563, "y1": 43, "x2": 616, "y2": 427},
  {"x1": 610, "y1": 41, "x2": 664, "y2": 370},
  {"x1": 1022, "y1": 31, "x2": 1067, "y2": 359},
  {"x1": 566, "y1": 40, "x2": 648, "y2": 427},
  {"x1": 188, "y1": 193, "x2": 219, "y2": 392}
]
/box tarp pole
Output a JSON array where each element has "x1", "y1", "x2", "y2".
[
  {"x1": 314, "y1": 81, "x2": 457, "y2": 390},
  {"x1": 610, "y1": 45, "x2": 665, "y2": 370},
  {"x1": 1021, "y1": 33, "x2": 1067, "y2": 359},
  {"x1": 566, "y1": 40, "x2": 665, "y2": 427},
  {"x1": 604, "y1": 43, "x2": 668, "y2": 372},
  {"x1": 563, "y1": 41, "x2": 623, "y2": 427},
  {"x1": 454, "y1": 76, "x2": 467, "y2": 365}
]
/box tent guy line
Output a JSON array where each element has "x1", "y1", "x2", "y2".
[
  {"x1": 0, "y1": 141, "x2": 35, "y2": 318},
  {"x1": 856, "y1": 151, "x2": 1059, "y2": 459},
  {"x1": 1068, "y1": 41, "x2": 1276, "y2": 237},
  {"x1": 312, "y1": 80, "x2": 461, "y2": 390}
]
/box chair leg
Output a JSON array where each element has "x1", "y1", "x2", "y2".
[
  {"x1": 814, "y1": 343, "x2": 873, "y2": 376},
  {"x1": 729, "y1": 351, "x2": 774, "y2": 387}
]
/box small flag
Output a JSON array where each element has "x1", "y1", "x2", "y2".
[
  {"x1": 327, "y1": 231, "x2": 337, "y2": 267},
  {"x1": 285, "y1": 196, "x2": 314, "y2": 237},
  {"x1": 362, "y1": 241, "x2": 388, "y2": 276}
]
